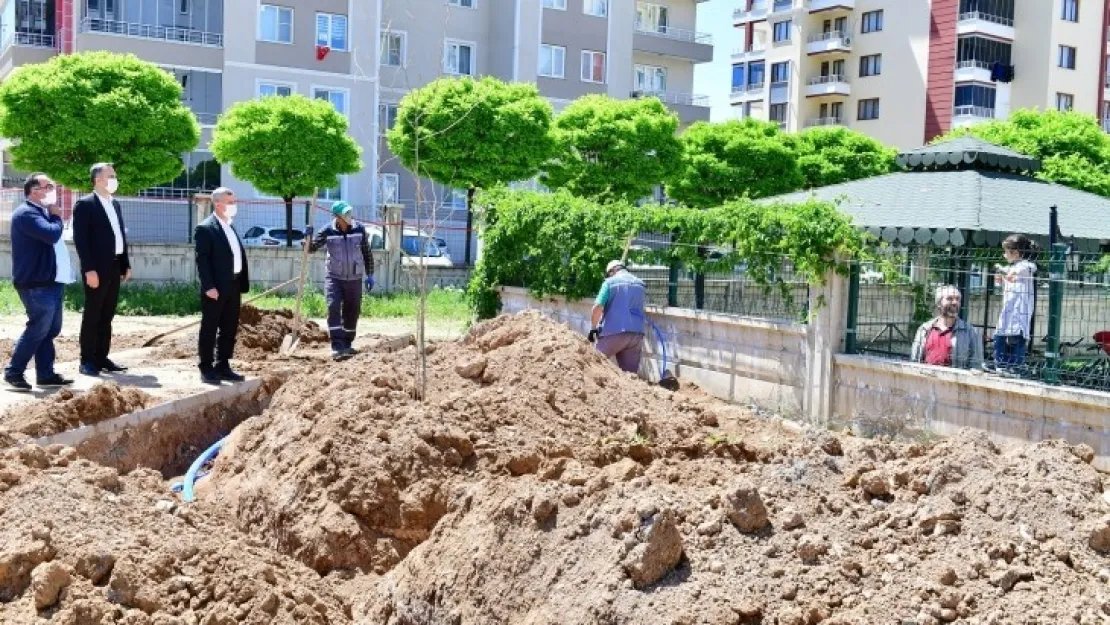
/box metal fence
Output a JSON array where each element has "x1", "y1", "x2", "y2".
[{"x1": 846, "y1": 247, "x2": 1110, "y2": 392}]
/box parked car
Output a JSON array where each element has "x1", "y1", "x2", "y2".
[
  {"x1": 363, "y1": 224, "x2": 454, "y2": 267},
  {"x1": 242, "y1": 226, "x2": 305, "y2": 247}
]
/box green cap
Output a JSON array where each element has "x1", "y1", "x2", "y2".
[{"x1": 331, "y1": 201, "x2": 353, "y2": 217}]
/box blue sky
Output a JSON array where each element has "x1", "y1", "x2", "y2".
[{"x1": 694, "y1": 0, "x2": 736, "y2": 122}]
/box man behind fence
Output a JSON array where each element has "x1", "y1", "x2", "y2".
[
  {"x1": 304, "y1": 201, "x2": 375, "y2": 361},
  {"x1": 910, "y1": 285, "x2": 984, "y2": 369},
  {"x1": 589, "y1": 260, "x2": 646, "y2": 374}
]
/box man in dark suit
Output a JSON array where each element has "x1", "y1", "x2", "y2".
[
  {"x1": 194, "y1": 187, "x2": 249, "y2": 384},
  {"x1": 72, "y1": 162, "x2": 131, "y2": 377}
]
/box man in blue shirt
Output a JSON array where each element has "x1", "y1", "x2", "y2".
[
  {"x1": 589, "y1": 260, "x2": 646, "y2": 373},
  {"x1": 4, "y1": 173, "x2": 73, "y2": 391}
]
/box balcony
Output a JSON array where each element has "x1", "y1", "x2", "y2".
[
  {"x1": 957, "y1": 11, "x2": 1014, "y2": 40},
  {"x1": 954, "y1": 60, "x2": 993, "y2": 83},
  {"x1": 731, "y1": 45, "x2": 767, "y2": 62},
  {"x1": 805, "y1": 74, "x2": 850, "y2": 97},
  {"x1": 729, "y1": 82, "x2": 767, "y2": 103},
  {"x1": 0, "y1": 31, "x2": 58, "y2": 74},
  {"x1": 632, "y1": 90, "x2": 710, "y2": 124},
  {"x1": 1103, "y1": 118, "x2": 1110, "y2": 134},
  {"x1": 733, "y1": 1, "x2": 768, "y2": 23},
  {"x1": 808, "y1": 0, "x2": 854, "y2": 12},
  {"x1": 79, "y1": 17, "x2": 224, "y2": 47},
  {"x1": 1, "y1": 31, "x2": 55, "y2": 51},
  {"x1": 953, "y1": 105, "x2": 995, "y2": 127},
  {"x1": 633, "y1": 22, "x2": 714, "y2": 63},
  {"x1": 806, "y1": 31, "x2": 851, "y2": 55},
  {"x1": 803, "y1": 116, "x2": 844, "y2": 128},
  {"x1": 771, "y1": 0, "x2": 801, "y2": 15}
]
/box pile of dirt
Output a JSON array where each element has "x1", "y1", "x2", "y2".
[
  {"x1": 206, "y1": 311, "x2": 1110, "y2": 624},
  {"x1": 0, "y1": 334, "x2": 151, "y2": 366},
  {"x1": 0, "y1": 383, "x2": 151, "y2": 438},
  {"x1": 0, "y1": 444, "x2": 351, "y2": 624},
  {"x1": 156, "y1": 305, "x2": 328, "y2": 361}
]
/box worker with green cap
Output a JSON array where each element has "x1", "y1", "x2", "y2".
[{"x1": 304, "y1": 201, "x2": 375, "y2": 361}]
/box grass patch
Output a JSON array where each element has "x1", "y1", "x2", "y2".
[{"x1": 0, "y1": 281, "x2": 469, "y2": 321}]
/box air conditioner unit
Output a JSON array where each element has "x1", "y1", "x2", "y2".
[
  {"x1": 842, "y1": 36, "x2": 851, "y2": 45},
  {"x1": 631, "y1": 90, "x2": 644, "y2": 98}
]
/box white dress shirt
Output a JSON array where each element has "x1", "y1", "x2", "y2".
[
  {"x1": 216, "y1": 215, "x2": 243, "y2": 274},
  {"x1": 95, "y1": 192, "x2": 124, "y2": 255}
]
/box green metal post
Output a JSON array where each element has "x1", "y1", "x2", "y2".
[
  {"x1": 667, "y1": 233, "x2": 679, "y2": 307},
  {"x1": 956, "y1": 255, "x2": 971, "y2": 323},
  {"x1": 1043, "y1": 242, "x2": 1067, "y2": 384},
  {"x1": 845, "y1": 262, "x2": 860, "y2": 354}
]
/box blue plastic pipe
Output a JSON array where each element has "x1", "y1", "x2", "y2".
[
  {"x1": 647, "y1": 318, "x2": 669, "y2": 379},
  {"x1": 181, "y1": 436, "x2": 227, "y2": 503}
]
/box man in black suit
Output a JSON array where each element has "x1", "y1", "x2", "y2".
[
  {"x1": 72, "y1": 162, "x2": 131, "y2": 377},
  {"x1": 195, "y1": 187, "x2": 249, "y2": 384}
]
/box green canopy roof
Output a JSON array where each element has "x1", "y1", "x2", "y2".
[{"x1": 895, "y1": 136, "x2": 1041, "y2": 173}]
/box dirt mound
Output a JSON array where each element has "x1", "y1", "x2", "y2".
[
  {"x1": 0, "y1": 383, "x2": 151, "y2": 438},
  {"x1": 0, "y1": 444, "x2": 350, "y2": 624},
  {"x1": 205, "y1": 311, "x2": 1110, "y2": 624},
  {"x1": 155, "y1": 305, "x2": 328, "y2": 361}
]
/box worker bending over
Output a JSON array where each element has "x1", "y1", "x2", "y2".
[
  {"x1": 589, "y1": 260, "x2": 646, "y2": 374},
  {"x1": 304, "y1": 201, "x2": 375, "y2": 361}
]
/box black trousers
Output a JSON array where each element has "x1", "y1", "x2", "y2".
[
  {"x1": 80, "y1": 258, "x2": 121, "y2": 365},
  {"x1": 198, "y1": 285, "x2": 241, "y2": 371}
]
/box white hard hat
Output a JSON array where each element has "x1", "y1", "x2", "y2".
[{"x1": 606, "y1": 260, "x2": 623, "y2": 274}]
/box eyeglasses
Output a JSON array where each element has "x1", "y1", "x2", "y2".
[{"x1": 34, "y1": 183, "x2": 56, "y2": 191}]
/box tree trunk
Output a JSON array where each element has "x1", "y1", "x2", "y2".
[
  {"x1": 284, "y1": 196, "x2": 294, "y2": 248},
  {"x1": 464, "y1": 187, "x2": 476, "y2": 266}
]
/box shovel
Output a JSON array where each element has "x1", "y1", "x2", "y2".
[
  {"x1": 142, "y1": 276, "x2": 301, "y2": 347},
  {"x1": 280, "y1": 188, "x2": 318, "y2": 354}
]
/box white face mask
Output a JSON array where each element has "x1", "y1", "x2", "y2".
[
  {"x1": 42, "y1": 190, "x2": 57, "y2": 206},
  {"x1": 105, "y1": 178, "x2": 119, "y2": 194},
  {"x1": 224, "y1": 204, "x2": 238, "y2": 220}
]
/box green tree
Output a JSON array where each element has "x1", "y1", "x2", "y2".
[
  {"x1": 387, "y1": 76, "x2": 554, "y2": 264},
  {"x1": 667, "y1": 119, "x2": 803, "y2": 208},
  {"x1": 211, "y1": 94, "x2": 362, "y2": 246},
  {"x1": 0, "y1": 51, "x2": 200, "y2": 193},
  {"x1": 541, "y1": 95, "x2": 681, "y2": 203},
  {"x1": 937, "y1": 108, "x2": 1110, "y2": 196},
  {"x1": 795, "y1": 126, "x2": 897, "y2": 188}
]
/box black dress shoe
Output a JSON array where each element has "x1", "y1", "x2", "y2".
[
  {"x1": 99, "y1": 359, "x2": 128, "y2": 373},
  {"x1": 3, "y1": 375, "x2": 31, "y2": 392},
  {"x1": 79, "y1": 363, "x2": 101, "y2": 377},
  {"x1": 200, "y1": 369, "x2": 221, "y2": 385},
  {"x1": 37, "y1": 374, "x2": 74, "y2": 388},
  {"x1": 215, "y1": 368, "x2": 245, "y2": 382}
]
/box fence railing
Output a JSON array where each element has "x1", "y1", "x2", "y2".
[
  {"x1": 807, "y1": 74, "x2": 848, "y2": 86},
  {"x1": 630, "y1": 90, "x2": 711, "y2": 107},
  {"x1": 953, "y1": 105, "x2": 995, "y2": 119},
  {"x1": 633, "y1": 21, "x2": 713, "y2": 45},
  {"x1": 804, "y1": 116, "x2": 843, "y2": 128},
  {"x1": 957, "y1": 11, "x2": 1014, "y2": 26},
  {"x1": 956, "y1": 60, "x2": 993, "y2": 70},
  {"x1": 806, "y1": 31, "x2": 850, "y2": 44},
  {"x1": 79, "y1": 17, "x2": 224, "y2": 47},
  {"x1": 845, "y1": 247, "x2": 1110, "y2": 394},
  {"x1": 0, "y1": 31, "x2": 55, "y2": 53}
]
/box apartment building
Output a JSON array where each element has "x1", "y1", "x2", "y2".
[
  {"x1": 730, "y1": 0, "x2": 1110, "y2": 150},
  {"x1": 0, "y1": 0, "x2": 713, "y2": 236}
]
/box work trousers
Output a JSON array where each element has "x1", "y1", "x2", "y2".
[
  {"x1": 326, "y1": 277, "x2": 363, "y2": 350},
  {"x1": 79, "y1": 258, "x2": 121, "y2": 366},
  {"x1": 198, "y1": 284, "x2": 241, "y2": 372},
  {"x1": 596, "y1": 331, "x2": 644, "y2": 374}
]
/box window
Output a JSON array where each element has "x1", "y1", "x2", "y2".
[
  {"x1": 636, "y1": 2, "x2": 669, "y2": 33},
  {"x1": 772, "y1": 21, "x2": 791, "y2": 43},
  {"x1": 634, "y1": 64, "x2": 667, "y2": 92},
  {"x1": 955, "y1": 84, "x2": 996, "y2": 110},
  {"x1": 731, "y1": 64, "x2": 746, "y2": 90},
  {"x1": 381, "y1": 31, "x2": 406, "y2": 67},
  {"x1": 857, "y1": 98, "x2": 880, "y2": 120},
  {"x1": 861, "y1": 10, "x2": 883, "y2": 33},
  {"x1": 178, "y1": 0, "x2": 189, "y2": 14},
  {"x1": 321, "y1": 179, "x2": 344, "y2": 201},
  {"x1": 258, "y1": 82, "x2": 293, "y2": 97},
  {"x1": 313, "y1": 87, "x2": 348, "y2": 116},
  {"x1": 379, "y1": 174, "x2": 399, "y2": 204},
  {"x1": 1056, "y1": 92, "x2": 1075, "y2": 111},
  {"x1": 444, "y1": 40, "x2": 475, "y2": 75},
  {"x1": 769, "y1": 103, "x2": 787, "y2": 124},
  {"x1": 1062, "y1": 0, "x2": 1079, "y2": 21},
  {"x1": 447, "y1": 0, "x2": 475, "y2": 7},
  {"x1": 859, "y1": 54, "x2": 882, "y2": 77},
  {"x1": 258, "y1": 4, "x2": 293, "y2": 44},
  {"x1": 1058, "y1": 45, "x2": 1077, "y2": 69},
  {"x1": 770, "y1": 61, "x2": 789, "y2": 84},
  {"x1": 542, "y1": 0, "x2": 566, "y2": 8},
  {"x1": 539, "y1": 44, "x2": 566, "y2": 78},
  {"x1": 316, "y1": 13, "x2": 348, "y2": 51},
  {"x1": 584, "y1": 0, "x2": 608, "y2": 17},
  {"x1": 748, "y1": 61, "x2": 765, "y2": 86},
  {"x1": 379, "y1": 103, "x2": 399, "y2": 136},
  {"x1": 581, "y1": 50, "x2": 606, "y2": 83},
  {"x1": 957, "y1": 35, "x2": 1012, "y2": 68}
]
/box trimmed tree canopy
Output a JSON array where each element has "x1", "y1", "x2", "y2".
[
  {"x1": 541, "y1": 95, "x2": 681, "y2": 203},
  {"x1": 795, "y1": 126, "x2": 897, "y2": 189},
  {"x1": 0, "y1": 51, "x2": 200, "y2": 194},
  {"x1": 667, "y1": 119, "x2": 803, "y2": 208},
  {"x1": 211, "y1": 94, "x2": 362, "y2": 200},
  {"x1": 937, "y1": 109, "x2": 1110, "y2": 197},
  {"x1": 387, "y1": 76, "x2": 554, "y2": 191}
]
